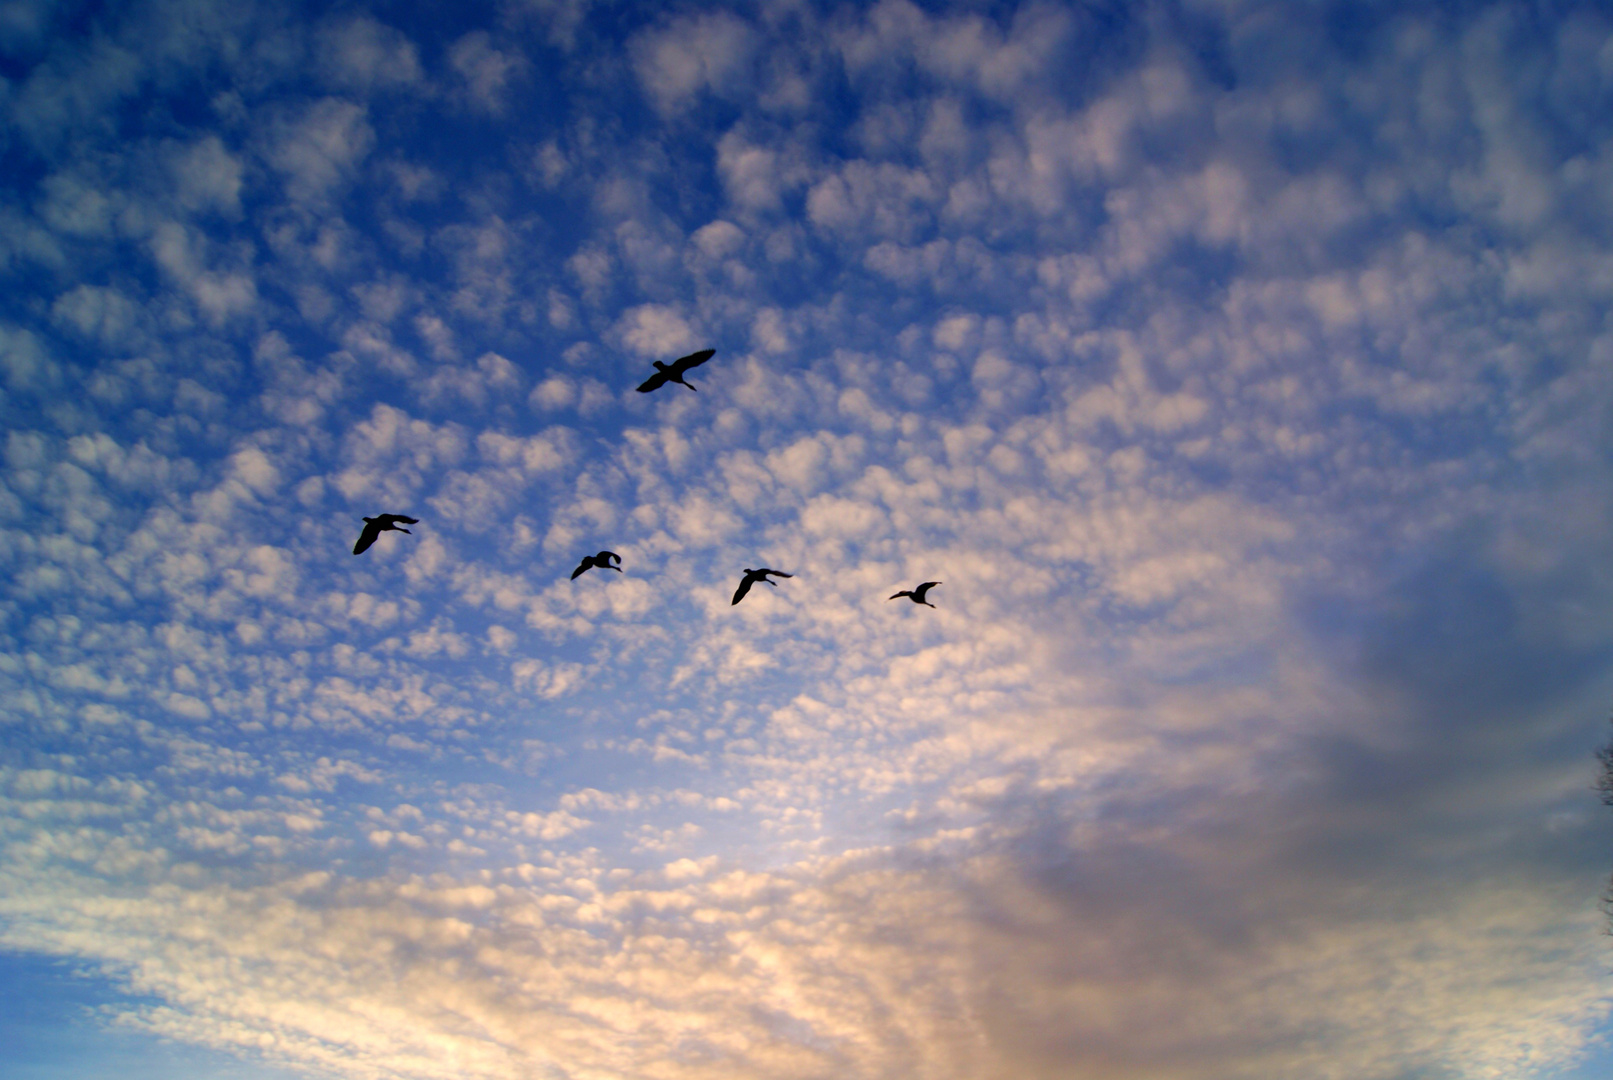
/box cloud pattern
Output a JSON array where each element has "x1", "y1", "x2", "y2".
[{"x1": 3, "y1": 1, "x2": 1613, "y2": 1077}]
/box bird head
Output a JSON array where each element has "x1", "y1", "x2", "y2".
[{"x1": 653, "y1": 360, "x2": 668, "y2": 370}]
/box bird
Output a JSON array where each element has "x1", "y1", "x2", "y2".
[
  {"x1": 636, "y1": 348, "x2": 715, "y2": 393},
  {"x1": 732, "y1": 568, "x2": 793, "y2": 605},
  {"x1": 571, "y1": 550, "x2": 622, "y2": 579},
  {"x1": 352, "y1": 514, "x2": 418, "y2": 555},
  {"x1": 889, "y1": 581, "x2": 941, "y2": 607}
]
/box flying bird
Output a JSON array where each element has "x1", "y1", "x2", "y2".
[
  {"x1": 732, "y1": 568, "x2": 793, "y2": 605},
  {"x1": 889, "y1": 581, "x2": 941, "y2": 607},
  {"x1": 352, "y1": 514, "x2": 418, "y2": 555},
  {"x1": 571, "y1": 550, "x2": 623, "y2": 579},
  {"x1": 636, "y1": 348, "x2": 715, "y2": 393}
]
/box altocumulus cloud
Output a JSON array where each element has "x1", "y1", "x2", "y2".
[{"x1": 3, "y1": 1, "x2": 1613, "y2": 1078}]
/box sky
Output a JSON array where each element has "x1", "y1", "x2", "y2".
[{"x1": 2, "y1": 0, "x2": 1613, "y2": 1078}]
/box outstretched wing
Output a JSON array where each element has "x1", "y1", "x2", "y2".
[
  {"x1": 380, "y1": 514, "x2": 419, "y2": 526},
  {"x1": 596, "y1": 550, "x2": 621, "y2": 566},
  {"x1": 888, "y1": 591, "x2": 909, "y2": 601},
  {"x1": 353, "y1": 520, "x2": 382, "y2": 555},
  {"x1": 636, "y1": 369, "x2": 669, "y2": 393},
  {"x1": 670, "y1": 349, "x2": 714, "y2": 374},
  {"x1": 732, "y1": 575, "x2": 755, "y2": 605},
  {"x1": 761, "y1": 569, "x2": 793, "y2": 579},
  {"x1": 570, "y1": 558, "x2": 592, "y2": 580},
  {"x1": 914, "y1": 581, "x2": 941, "y2": 600}
]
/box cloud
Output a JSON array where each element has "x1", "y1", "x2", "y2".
[
  {"x1": 168, "y1": 135, "x2": 245, "y2": 217},
  {"x1": 50, "y1": 285, "x2": 147, "y2": 349},
  {"x1": 505, "y1": 0, "x2": 597, "y2": 51},
  {"x1": 266, "y1": 98, "x2": 376, "y2": 206},
  {"x1": 448, "y1": 31, "x2": 524, "y2": 113},
  {"x1": 0, "y1": 324, "x2": 62, "y2": 394},
  {"x1": 631, "y1": 11, "x2": 757, "y2": 116},
  {"x1": 2, "y1": 2, "x2": 1613, "y2": 1079},
  {"x1": 148, "y1": 221, "x2": 257, "y2": 325},
  {"x1": 617, "y1": 303, "x2": 695, "y2": 357},
  {"x1": 318, "y1": 16, "x2": 424, "y2": 92}
]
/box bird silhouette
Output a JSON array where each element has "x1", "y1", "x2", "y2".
[
  {"x1": 889, "y1": 581, "x2": 941, "y2": 607},
  {"x1": 732, "y1": 568, "x2": 793, "y2": 605},
  {"x1": 571, "y1": 550, "x2": 623, "y2": 579},
  {"x1": 352, "y1": 514, "x2": 418, "y2": 555},
  {"x1": 636, "y1": 349, "x2": 715, "y2": 393}
]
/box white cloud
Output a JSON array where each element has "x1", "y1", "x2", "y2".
[
  {"x1": 715, "y1": 130, "x2": 812, "y2": 216},
  {"x1": 318, "y1": 16, "x2": 424, "y2": 92},
  {"x1": 448, "y1": 31, "x2": 524, "y2": 113},
  {"x1": 50, "y1": 285, "x2": 145, "y2": 348},
  {"x1": 227, "y1": 447, "x2": 280, "y2": 496},
  {"x1": 691, "y1": 219, "x2": 744, "y2": 259},
  {"x1": 36, "y1": 172, "x2": 120, "y2": 237},
  {"x1": 168, "y1": 135, "x2": 244, "y2": 217},
  {"x1": 149, "y1": 221, "x2": 257, "y2": 324},
  {"x1": 616, "y1": 304, "x2": 694, "y2": 357},
  {"x1": 267, "y1": 99, "x2": 376, "y2": 205},
  {"x1": 416, "y1": 352, "x2": 523, "y2": 411},
  {"x1": 631, "y1": 11, "x2": 756, "y2": 115},
  {"x1": 0, "y1": 324, "x2": 61, "y2": 393},
  {"x1": 529, "y1": 375, "x2": 575, "y2": 411}
]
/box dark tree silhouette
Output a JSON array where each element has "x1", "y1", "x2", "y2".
[
  {"x1": 1599, "y1": 719, "x2": 1613, "y2": 930},
  {"x1": 1599, "y1": 729, "x2": 1613, "y2": 808}
]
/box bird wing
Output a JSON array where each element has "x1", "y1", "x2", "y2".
[
  {"x1": 636, "y1": 370, "x2": 669, "y2": 393},
  {"x1": 671, "y1": 349, "x2": 715, "y2": 374},
  {"x1": 914, "y1": 581, "x2": 941, "y2": 599},
  {"x1": 385, "y1": 514, "x2": 419, "y2": 525},
  {"x1": 597, "y1": 550, "x2": 620, "y2": 565},
  {"x1": 353, "y1": 520, "x2": 382, "y2": 555},
  {"x1": 762, "y1": 570, "x2": 793, "y2": 579},
  {"x1": 888, "y1": 591, "x2": 908, "y2": 601},
  {"x1": 732, "y1": 575, "x2": 755, "y2": 605},
  {"x1": 570, "y1": 558, "x2": 592, "y2": 580}
]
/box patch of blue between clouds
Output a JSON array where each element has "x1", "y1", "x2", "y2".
[{"x1": 0, "y1": 951, "x2": 307, "y2": 1080}]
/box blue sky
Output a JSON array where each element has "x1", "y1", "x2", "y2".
[{"x1": 3, "y1": 0, "x2": 1613, "y2": 1077}]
